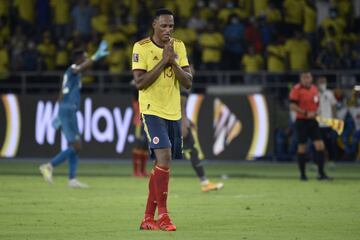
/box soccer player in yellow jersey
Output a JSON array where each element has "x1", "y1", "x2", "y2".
[{"x1": 132, "y1": 8, "x2": 192, "y2": 231}]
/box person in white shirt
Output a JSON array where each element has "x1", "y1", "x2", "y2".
[{"x1": 317, "y1": 76, "x2": 338, "y2": 162}]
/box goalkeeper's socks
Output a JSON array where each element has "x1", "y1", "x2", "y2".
[
  {"x1": 297, "y1": 153, "x2": 307, "y2": 178},
  {"x1": 190, "y1": 154, "x2": 205, "y2": 179},
  {"x1": 154, "y1": 165, "x2": 170, "y2": 216},
  {"x1": 315, "y1": 150, "x2": 326, "y2": 176},
  {"x1": 144, "y1": 170, "x2": 157, "y2": 218},
  {"x1": 68, "y1": 149, "x2": 78, "y2": 179},
  {"x1": 50, "y1": 148, "x2": 76, "y2": 167}
]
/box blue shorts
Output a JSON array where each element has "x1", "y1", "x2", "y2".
[
  {"x1": 142, "y1": 114, "x2": 183, "y2": 159},
  {"x1": 58, "y1": 104, "x2": 80, "y2": 143},
  {"x1": 134, "y1": 126, "x2": 148, "y2": 150}
]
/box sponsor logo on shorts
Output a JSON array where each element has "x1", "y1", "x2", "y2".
[{"x1": 153, "y1": 137, "x2": 159, "y2": 144}]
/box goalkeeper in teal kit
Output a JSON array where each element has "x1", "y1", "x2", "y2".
[{"x1": 39, "y1": 41, "x2": 109, "y2": 188}]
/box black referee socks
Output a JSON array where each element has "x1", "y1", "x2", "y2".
[
  {"x1": 315, "y1": 150, "x2": 326, "y2": 177},
  {"x1": 297, "y1": 153, "x2": 307, "y2": 178}
]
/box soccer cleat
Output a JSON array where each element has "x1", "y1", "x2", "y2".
[
  {"x1": 133, "y1": 172, "x2": 148, "y2": 178},
  {"x1": 300, "y1": 175, "x2": 308, "y2": 181},
  {"x1": 317, "y1": 174, "x2": 333, "y2": 181},
  {"x1": 68, "y1": 179, "x2": 89, "y2": 188},
  {"x1": 139, "y1": 217, "x2": 159, "y2": 230},
  {"x1": 157, "y1": 214, "x2": 176, "y2": 231},
  {"x1": 133, "y1": 172, "x2": 142, "y2": 177},
  {"x1": 201, "y1": 181, "x2": 224, "y2": 192},
  {"x1": 39, "y1": 163, "x2": 53, "y2": 184},
  {"x1": 140, "y1": 172, "x2": 149, "y2": 177}
]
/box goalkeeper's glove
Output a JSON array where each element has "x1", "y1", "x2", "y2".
[{"x1": 91, "y1": 40, "x2": 109, "y2": 61}]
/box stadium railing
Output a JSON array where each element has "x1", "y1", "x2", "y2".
[{"x1": 0, "y1": 70, "x2": 359, "y2": 94}]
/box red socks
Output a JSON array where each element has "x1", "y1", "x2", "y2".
[
  {"x1": 133, "y1": 150, "x2": 148, "y2": 177},
  {"x1": 153, "y1": 165, "x2": 170, "y2": 216},
  {"x1": 132, "y1": 151, "x2": 141, "y2": 176},
  {"x1": 144, "y1": 165, "x2": 170, "y2": 219},
  {"x1": 140, "y1": 153, "x2": 148, "y2": 176},
  {"x1": 144, "y1": 170, "x2": 157, "y2": 218}
]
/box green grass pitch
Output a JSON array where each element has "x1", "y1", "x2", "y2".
[{"x1": 0, "y1": 160, "x2": 359, "y2": 240}]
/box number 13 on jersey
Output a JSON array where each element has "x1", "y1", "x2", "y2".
[{"x1": 163, "y1": 66, "x2": 173, "y2": 78}]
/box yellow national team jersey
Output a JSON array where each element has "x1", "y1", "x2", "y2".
[
  {"x1": 284, "y1": 39, "x2": 311, "y2": 71},
  {"x1": 267, "y1": 45, "x2": 286, "y2": 72},
  {"x1": 253, "y1": 0, "x2": 268, "y2": 17},
  {"x1": 241, "y1": 54, "x2": 263, "y2": 73},
  {"x1": 303, "y1": 5, "x2": 316, "y2": 33},
  {"x1": 283, "y1": 0, "x2": 305, "y2": 25},
  {"x1": 132, "y1": 37, "x2": 189, "y2": 120}
]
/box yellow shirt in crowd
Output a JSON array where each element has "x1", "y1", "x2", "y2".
[
  {"x1": 242, "y1": 54, "x2": 263, "y2": 73},
  {"x1": 267, "y1": 45, "x2": 286, "y2": 73},
  {"x1": 321, "y1": 17, "x2": 346, "y2": 36},
  {"x1": 91, "y1": 13, "x2": 109, "y2": 34},
  {"x1": 253, "y1": 0, "x2": 268, "y2": 17},
  {"x1": 331, "y1": 0, "x2": 351, "y2": 19},
  {"x1": 172, "y1": 27, "x2": 196, "y2": 58},
  {"x1": 103, "y1": 30, "x2": 127, "y2": 51},
  {"x1": 303, "y1": 5, "x2": 317, "y2": 33},
  {"x1": 50, "y1": 0, "x2": 70, "y2": 25},
  {"x1": 321, "y1": 35, "x2": 342, "y2": 54},
  {"x1": 285, "y1": 38, "x2": 311, "y2": 71},
  {"x1": 176, "y1": 0, "x2": 195, "y2": 18},
  {"x1": 199, "y1": 32, "x2": 224, "y2": 63},
  {"x1": 265, "y1": 7, "x2": 282, "y2": 23},
  {"x1": 0, "y1": 0, "x2": 9, "y2": 16},
  {"x1": 90, "y1": 0, "x2": 112, "y2": 14},
  {"x1": 37, "y1": 41, "x2": 56, "y2": 70},
  {"x1": 13, "y1": 0, "x2": 36, "y2": 23},
  {"x1": 238, "y1": 0, "x2": 251, "y2": 18},
  {"x1": 108, "y1": 48, "x2": 127, "y2": 74},
  {"x1": 283, "y1": 0, "x2": 305, "y2": 25},
  {"x1": 55, "y1": 50, "x2": 69, "y2": 68},
  {"x1": 0, "y1": 46, "x2": 9, "y2": 79}
]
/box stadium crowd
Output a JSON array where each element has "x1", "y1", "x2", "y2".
[
  {"x1": 0, "y1": 0, "x2": 359, "y2": 80},
  {"x1": 0, "y1": 0, "x2": 360, "y2": 162}
]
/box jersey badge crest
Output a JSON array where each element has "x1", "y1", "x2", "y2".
[
  {"x1": 153, "y1": 137, "x2": 159, "y2": 145},
  {"x1": 133, "y1": 53, "x2": 139, "y2": 62}
]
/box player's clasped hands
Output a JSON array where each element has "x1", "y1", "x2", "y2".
[{"x1": 162, "y1": 39, "x2": 176, "y2": 65}]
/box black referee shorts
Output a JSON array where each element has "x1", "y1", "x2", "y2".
[{"x1": 295, "y1": 119, "x2": 322, "y2": 144}]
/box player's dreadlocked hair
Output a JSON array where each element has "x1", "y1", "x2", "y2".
[{"x1": 154, "y1": 8, "x2": 173, "y2": 20}]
